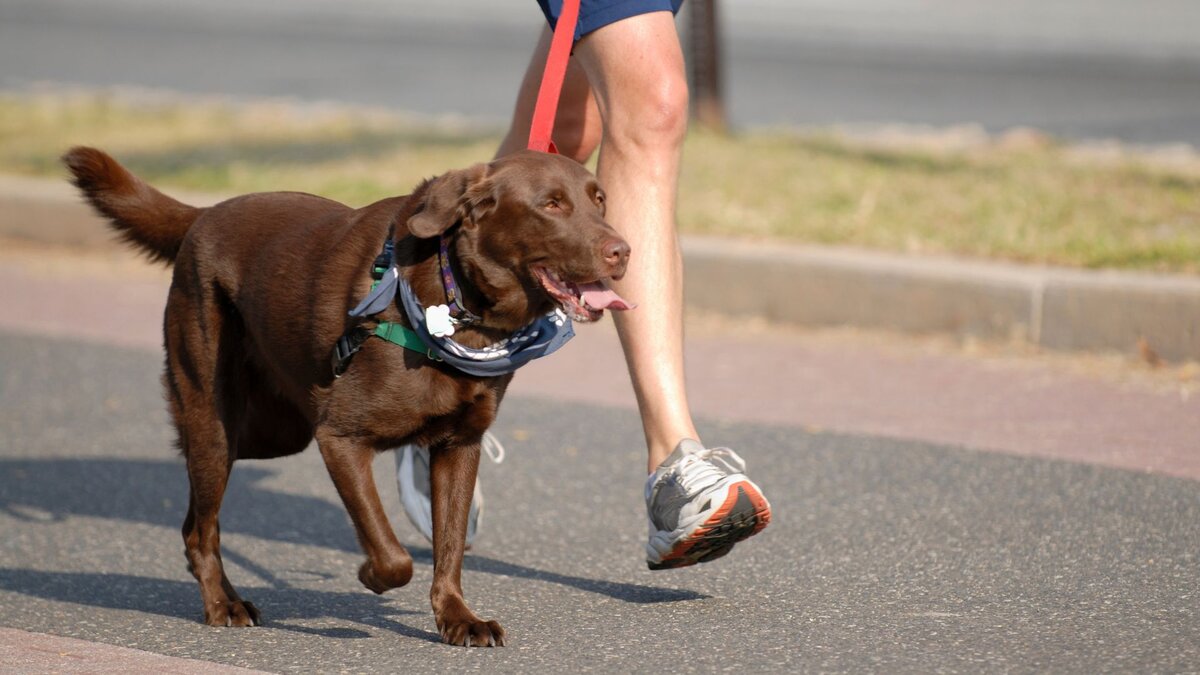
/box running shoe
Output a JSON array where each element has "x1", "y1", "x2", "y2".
[
  {"x1": 395, "y1": 432, "x2": 505, "y2": 546},
  {"x1": 645, "y1": 439, "x2": 771, "y2": 570}
]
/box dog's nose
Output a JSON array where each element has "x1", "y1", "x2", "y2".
[{"x1": 602, "y1": 238, "x2": 631, "y2": 273}]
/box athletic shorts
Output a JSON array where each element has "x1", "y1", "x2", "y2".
[{"x1": 536, "y1": 0, "x2": 686, "y2": 40}]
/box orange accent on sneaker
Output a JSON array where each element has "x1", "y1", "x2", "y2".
[{"x1": 655, "y1": 480, "x2": 772, "y2": 569}]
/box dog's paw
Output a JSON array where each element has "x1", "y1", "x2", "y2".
[
  {"x1": 438, "y1": 617, "x2": 505, "y2": 647},
  {"x1": 204, "y1": 600, "x2": 260, "y2": 627}
]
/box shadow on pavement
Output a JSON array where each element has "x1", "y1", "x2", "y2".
[
  {"x1": 0, "y1": 457, "x2": 706, "y2": 607},
  {"x1": 0, "y1": 568, "x2": 436, "y2": 642}
]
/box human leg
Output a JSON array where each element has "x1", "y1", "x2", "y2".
[
  {"x1": 401, "y1": 9, "x2": 771, "y2": 566},
  {"x1": 570, "y1": 11, "x2": 697, "y2": 472},
  {"x1": 497, "y1": 26, "x2": 602, "y2": 163},
  {"x1": 497, "y1": 11, "x2": 697, "y2": 471},
  {"x1": 567, "y1": 10, "x2": 772, "y2": 568}
]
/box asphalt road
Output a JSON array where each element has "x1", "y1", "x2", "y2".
[
  {"x1": 2, "y1": 0, "x2": 1200, "y2": 144},
  {"x1": 2, "y1": 332, "x2": 1198, "y2": 672}
]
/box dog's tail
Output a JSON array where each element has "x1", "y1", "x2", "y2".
[{"x1": 62, "y1": 146, "x2": 203, "y2": 264}]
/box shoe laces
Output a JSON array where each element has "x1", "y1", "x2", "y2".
[
  {"x1": 703, "y1": 446, "x2": 746, "y2": 474},
  {"x1": 482, "y1": 431, "x2": 505, "y2": 464},
  {"x1": 673, "y1": 447, "x2": 746, "y2": 494}
]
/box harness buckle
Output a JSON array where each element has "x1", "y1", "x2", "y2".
[
  {"x1": 331, "y1": 327, "x2": 370, "y2": 378},
  {"x1": 371, "y1": 241, "x2": 395, "y2": 281}
]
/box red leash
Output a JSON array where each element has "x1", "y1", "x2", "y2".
[{"x1": 527, "y1": 0, "x2": 582, "y2": 154}]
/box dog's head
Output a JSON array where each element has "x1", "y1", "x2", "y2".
[{"x1": 405, "y1": 150, "x2": 632, "y2": 331}]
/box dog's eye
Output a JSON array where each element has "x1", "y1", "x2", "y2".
[{"x1": 543, "y1": 198, "x2": 562, "y2": 211}]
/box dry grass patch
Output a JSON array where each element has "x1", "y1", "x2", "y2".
[{"x1": 3, "y1": 91, "x2": 1198, "y2": 273}]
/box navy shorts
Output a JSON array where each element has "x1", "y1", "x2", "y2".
[{"x1": 537, "y1": 0, "x2": 685, "y2": 40}]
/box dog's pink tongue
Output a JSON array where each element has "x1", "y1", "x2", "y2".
[{"x1": 579, "y1": 282, "x2": 635, "y2": 310}]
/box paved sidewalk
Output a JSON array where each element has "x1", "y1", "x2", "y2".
[{"x1": 0, "y1": 627, "x2": 263, "y2": 674}]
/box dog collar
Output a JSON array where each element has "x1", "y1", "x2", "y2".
[
  {"x1": 335, "y1": 237, "x2": 574, "y2": 377},
  {"x1": 439, "y1": 232, "x2": 483, "y2": 325},
  {"x1": 395, "y1": 276, "x2": 573, "y2": 377}
]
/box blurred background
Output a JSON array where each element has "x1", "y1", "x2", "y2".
[
  {"x1": 2, "y1": 0, "x2": 1199, "y2": 276},
  {"x1": 3, "y1": 2, "x2": 1200, "y2": 670},
  {"x1": 4, "y1": 0, "x2": 1200, "y2": 139}
]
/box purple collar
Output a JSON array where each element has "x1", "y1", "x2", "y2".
[{"x1": 438, "y1": 232, "x2": 483, "y2": 325}]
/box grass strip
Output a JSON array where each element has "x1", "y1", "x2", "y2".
[{"x1": 2, "y1": 92, "x2": 1197, "y2": 274}]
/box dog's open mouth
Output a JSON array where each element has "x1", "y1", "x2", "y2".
[{"x1": 532, "y1": 266, "x2": 635, "y2": 322}]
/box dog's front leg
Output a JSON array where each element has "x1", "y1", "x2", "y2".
[
  {"x1": 430, "y1": 439, "x2": 505, "y2": 647},
  {"x1": 315, "y1": 429, "x2": 414, "y2": 593}
]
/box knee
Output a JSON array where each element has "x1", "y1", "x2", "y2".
[{"x1": 606, "y1": 74, "x2": 689, "y2": 152}]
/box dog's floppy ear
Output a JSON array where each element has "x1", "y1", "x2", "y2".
[{"x1": 406, "y1": 164, "x2": 493, "y2": 239}]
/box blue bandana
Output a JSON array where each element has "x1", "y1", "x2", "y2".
[{"x1": 348, "y1": 263, "x2": 575, "y2": 377}]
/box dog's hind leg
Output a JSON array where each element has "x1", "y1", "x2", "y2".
[
  {"x1": 314, "y1": 428, "x2": 414, "y2": 594},
  {"x1": 180, "y1": 455, "x2": 259, "y2": 627},
  {"x1": 167, "y1": 277, "x2": 260, "y2": 628}
]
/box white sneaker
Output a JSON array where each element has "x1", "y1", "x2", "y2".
[
  {"x1": 395, "y1": 432, "x2": 505, "y2": 547},
  {"x1": 645, "y1": 439, "x2": 771, "y2": 570}
]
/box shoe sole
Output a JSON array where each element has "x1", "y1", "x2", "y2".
[{"x1": 648, "y1": 480, "x2": 771, "y2": 570}]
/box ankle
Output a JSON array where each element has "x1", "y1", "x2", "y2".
[{"x1": 647, "y1": 436, "x2": 700, "y2": 474}]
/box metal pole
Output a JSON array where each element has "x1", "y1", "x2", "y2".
[{"x1": 686, "y1": 0, "x2": 727, "y2": 133}]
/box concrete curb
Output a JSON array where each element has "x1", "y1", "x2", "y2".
[
  {"x1": 3, "y1": 174, "x2": 1197, "y2": 361},
  {"x1": 683, "y1": 238, "x2": 1200, "y2": 361}
]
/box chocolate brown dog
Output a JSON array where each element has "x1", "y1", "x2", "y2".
[{"x1": 63, "y1": 147, "x2": 630, "y2": 647}]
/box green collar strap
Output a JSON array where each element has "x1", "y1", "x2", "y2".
[{"x1": 374, "y1": 321, "x2": 442, "y2": 361}]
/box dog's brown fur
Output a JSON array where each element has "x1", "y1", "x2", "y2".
[{"x1": 63, "y1": 147, "x2": 629, "y2": 646}]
